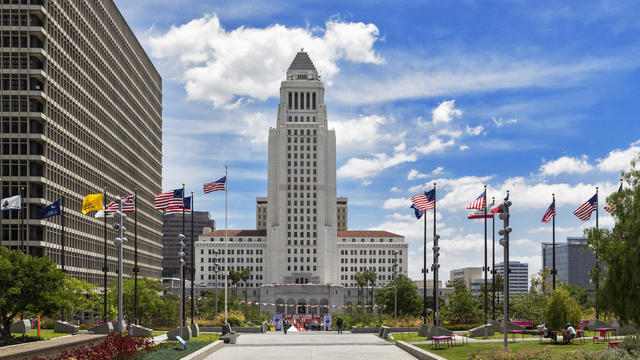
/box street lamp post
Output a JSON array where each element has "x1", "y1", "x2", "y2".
[
  {"x1": 112, "y1": 197, "x2": 128, "y2": 333},
  {"x1": 178, "y1": 234, "x2": 186, "y2": 337},
  {"x1": 213, "y1": 249, "x2": 220, "y2": 317},
  {"x1": 498, "y1": 197, "x2": 512, "y2": 351},
  {"x1": 392, "y1": 250, "x2": 398, "y2": 321}
]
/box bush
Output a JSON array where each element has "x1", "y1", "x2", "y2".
[
  {"x1": 214, "y1": 310, "x2": 245, "y2": 326},
  {"x1": 41, "y1": 318, "x2": 57, "y2": 330},
  {"x1": 544, "y1": 288, "x2": 582, "y2": 331},
  {"x1": 620, "y1": 333, "x2": 640, "y2": 358},
  {"x1": 32, "y1": 333, "x2": 154, "y2": 360}
]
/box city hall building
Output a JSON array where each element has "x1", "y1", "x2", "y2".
[
  {"x1": 195, "y1": 52, "x2": 408, "y2": 315},
  {"x1": 0, "y1": 0, "x2": 163, "y2": 283}
]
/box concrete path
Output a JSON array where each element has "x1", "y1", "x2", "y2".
[{"x1": 206, "y1": 332, "x2": 415, "y2": 360}]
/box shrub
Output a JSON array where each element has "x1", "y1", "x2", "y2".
[
  {"x1": 544, "y1": 288, "x2": 582, "y2": 331},
  {"x1": 41, "y1": 318, "x2": 57, "y2": 329},
  {"x1": 214, "y1": 310, "x2": 245, "y2": 326},
  {"x1": 620, "y1": 333, "x2": 640, "y2": 358},
  {"x1": 32, "y1": 333, "x2": 154, "y2": 360}
]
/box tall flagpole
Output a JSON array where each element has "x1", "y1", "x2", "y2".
[
  {"x1": 190, "y1": 191, "x2": 195, "y2": 325},
  {"x1": 422, "y1": 192, "x2": 427, "y2": 325},
  {"x1": 483, "y1": 185, "x2": 488, "y2": 337},
  {"x1": 491, "y1": 197, "x2": 495, "y2": 321},
  {"x1": 134, "y1": 189, "x2": 139, "y2": 324},
  {"x1": 181, "y1": 184, "x2": 186, "y2": 326},
  {"x1": 595, "y1": 186, "x2": 599, "y2": 320},
  {"x1": 20, "y1": 186, "x2": 25, "y2": 253},
  {"x1": 61, "y1": 193, "x2": 66, "y2": 273},
  {"x1": 0, "y1": 177, "x2": 3, "y2": 248},
  {"x1": 224, "y1": 165, "x2": 228, "y2": 324},
  {"x1": 103, "y1": 188, "x2": 108, "y2": 323},
  {"x1": 433, "y1": 183, "x2": 439, "y2": 327},
  {"x1": 552, "y1": 193, "x2": 556, "y2": 291}
]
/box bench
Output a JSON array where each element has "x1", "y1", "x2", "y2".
[{"x1": 609, "y1": 340, "x2": 624, "y2": 348}]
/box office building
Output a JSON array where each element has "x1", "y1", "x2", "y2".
[
  {"x1": 495, "y1": 261, "x2": 529, "y2": 294},
  {"x1": 162, "y1": 211, "x2": 215, "y2": 278},
  {"x1": 542, "y1": 237, "x2": 596, "y2": 288},
  {"x1": 0, "y1": 0, "x2": 163, "y2": 283},
  {"x1": 450, "y1": 267, "x2": 482, "y2": 291}
]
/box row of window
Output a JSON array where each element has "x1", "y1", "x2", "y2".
[
  {"x1": 341, "y1": 257, "x2": 402, "y2": 264},
  {"x1": 341, "y1": 249, "x2": 401, "y2": 255},
  {"x1": 200, "y1": 248, "x2": 263, "y2": 255},
  {"x1": 288, "y1": 91, "x2": 317, "y2": 110}
]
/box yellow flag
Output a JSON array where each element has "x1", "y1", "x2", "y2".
[{"x1": 82, "y1": 193, "x2": 104, "y2": 214}]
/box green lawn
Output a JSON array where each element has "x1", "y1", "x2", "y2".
[
  {"x1": 11, "y1": 329, "x2": 70, "y2": 340},
  {"x1": 151, "y1": 331, "x2": 167, "y2": 337},
  {"x1": 414, "y1": 339, "x2": 610, "y2": 360},
  {"x1": 187, "y1": 333, "x2": 220, "y2": 342},
  {"x1": 140, "y1": 342, "x2": 211, "y2": 360},
  {"x1": 469, "y1": 333, "x2": 539, "y2": 340}
]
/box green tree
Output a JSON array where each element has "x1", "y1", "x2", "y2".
[
  {"x1": 364, "y1": 269, "x2": 377, "y2": 306},
  {"x1": 586, "y1": 157, "x2": 640, "y2": 326},
  {"x1": 58, "y1": 276, "x2": 99, "y2": 322},
  {"x1": 240, "y1": 267, "x2": 251, "y2": 311},
  {"x1": 375, "y1": 274, "x2": 422, "y2": 316},
  {"x1": 530, "y1": 267, "x2": 555, "y2": 295},
  {"x1": 544, "y1": 288, "x2": 582, "y2": 331},
  {"x1": 228, "y1": 269, "x2": 241, "y2": 297},
  {"x1": 108, "y1": 277, "x2": 165, "y2": 324},
  {"x1": 442, "y1": 279, "x2": 481, "y2": 321},
  {"x1": 561, "y1": 282, "x2": 592, "y2": 311},
  {"x1": 354, "y1": 272, "x2": 367, "y2": 305},
  {"x1": 0, "y1": 248, "x2": 65, "y2": 342},
  {"x1": 510, "y1": 292, "x2": 547, "y2": 325}
]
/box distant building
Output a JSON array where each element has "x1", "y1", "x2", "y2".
[
  {"x1": 162, "y1": 211, "x2": 215, "y2": 278},
  {"x1": 450, "y1": 267, "x2": 482, "y2": 291},
  {"x1": 413, "y1": 280, "x2": 443, "y2": 289},
  {"x1": 495, "y1": 261, "x2": 529, "y2": 294},
  {"x1": 542, "y1": 237, "x2": 596, "y2": 288}
]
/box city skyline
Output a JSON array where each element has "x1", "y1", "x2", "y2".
[{"x1": 114, "y1": 0, "x2": 640, "y2": 283}]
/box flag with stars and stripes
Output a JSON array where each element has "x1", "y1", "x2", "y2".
[
  {"x1": 573, "y1": 193, "x2": 597, "y2": 222},
  {"x1": 155, "y1": 189, "x2": 183, "y2": 210},
  {"x1": 604, "y1": 183, "x2": 622, "y2": 213},
  {"x1": 466, "y1": 190, "x2": 486, "y2": 210},
  {"x1": 410, "y1": 204, "x2": 424, "y2": 219},
  {"x1": 541, "y1": 200, "x2": 556, "y2": 224},
  {"x1": 204, "y1": 176, "x2": 226, "y2": 194},
  {"x1": 411, "y1": 189, "x2": 435, "y2": 211}
]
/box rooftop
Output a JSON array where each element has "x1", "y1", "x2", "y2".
[
  {"x1": 288, "y1": 51, "x2": 317, "y2": 71},
  {"x1": 337, "y1": 230, "x2": 403, "y2": 238},
  {"x1": 202, "y1": 230, "x2": 266, "y2": 237}
]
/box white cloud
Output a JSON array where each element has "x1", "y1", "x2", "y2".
[
  {"x1": 596, "y1": 140, "x2": 640, "y2": 172},
  {"x1": 330, "y1": 115, "x2": 396, "y2": 152},
  {"x1": 407, "y1": 166, "x2": 444, "y2": 180},
  {"x1": 414, "y1": 137, "x2": 455, "y2": 155},
  {"x1": 459, "y1": 145, "x2": 469, "y2": 151},
  {"x1": 337, "y1": 147, "x2": 417, "y2": 179},
  {"x1": 390, "y1": 186, "x2": 401, "y2": 192},
  {"x1": 432, "y1": 100, "x2": 462, "y2": 124},
  {"x1": 148, "y1": 14, "x2": 383, "y2": 107},
  {"x1": 492, "y1": 117, "x2": 518, "y2": 127},
  {"x1": 540, "y1": 155, "x2": 594, "y2": 176},
  {"x1": 466, "y1": 125, "x2": 484, "y2": 136},
  {"x1": 383, "y1": 198, "x2": 409, "y2": 210}
]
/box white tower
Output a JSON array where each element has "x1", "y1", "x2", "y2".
[{"x1": 265, "y1": 51, "x2": 338, "y2": 284}]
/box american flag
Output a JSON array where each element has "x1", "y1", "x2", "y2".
[
  {"x1": 573, "y1": 194, "x2": 597, "y2": 222},
  {"x1": 204, "y1": 176, "x2": 226, "y2": 194},
  {"x1": 491, "y1": 192, "x2": 510, "y2": 213},
  {"x1": 165, "y1": 196, "x2": 192, "y2": 215},
  {"x1": 466, "y1": 190, "x2": 486, "y2": 210},
  {"x1": 410, "y1": 189, "x2": 435, "y2": 211},
  {"x1": 541, "y1": 200, "x2": 556, "y2": 224},
  {"x1": 155, "y1": 189, "x2": 183, "y2": 210},
  {"x1": 604, "y1": 183, "x2": 622, "y2": 213},
  {"x1": 105, "y1": 194, "x2": 135, "y2": 213}
]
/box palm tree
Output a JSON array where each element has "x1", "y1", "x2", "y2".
[
  {"x1": 229, "y1": 269, "x2": 241, "y2": 298},
  {"x1": 365, "y1": 269, "x2": 377, "y2": 307},
  {"x1": 354, "y1": 272, "x2": 367, "y2": 306}
]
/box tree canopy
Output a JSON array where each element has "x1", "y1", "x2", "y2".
[
  {"x1": 442, "y1": 279, "x2": 481, "y2": 321},
  {"x1": 586, "y1": 156, "x2": 640, "y2": 326},
  {"x1": 375, "y1": 274, "x2": 422, "y2": 316},
  {"x1": 544, "y1": 288, "x2": 582, "y2": 331},
  {"x1": 0, "y1": 248, "x2": 65, "y2": 342}
]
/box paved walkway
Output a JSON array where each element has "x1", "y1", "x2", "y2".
[{"x1": 206, "y1": 332, "x2": 415, "y2": 360}]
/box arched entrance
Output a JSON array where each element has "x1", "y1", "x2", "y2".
[
  {"x1": 297, "y1": 298, "x2": 307, "y2": 314},
  {"x1": 309, "y1": 298, "x2": 318, "y2": 315},
  {"x1": 286, "y1": 298, "x2": 296, "y2": 314},
  {"x1": 275, "y1": 298, "x2": 285, "y2": 314},
  {"x1": 319, "y1": 298, "x2": 329, "y2": 315}
]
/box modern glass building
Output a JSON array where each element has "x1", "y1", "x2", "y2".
[
  {"x1": 542, "y1": 237, "x2": 596, "y2": 288},
  {"x1": 0, "y1": 0, "x2": 163, "y2": 283}
]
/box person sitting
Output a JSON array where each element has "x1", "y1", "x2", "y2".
[{"x1": 565, "y1": 323, "x2": 576, "y2": 343}]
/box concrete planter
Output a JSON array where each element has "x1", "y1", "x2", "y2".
[
  {"x1": 129, "y1": 324, "x2": 153, "y2": 338},
  {"x1": 54, "y1": 321, "x2": 79, "y2": 334},
  {"x1": 167, "y1": 326, "x2": 192, "y2": 340},
  {"x1": 88, "y1": 322, "x2": 114, "y2": 334},
  {"x1": 10, "y1": 320, "x2": 31, "y2": 334}
]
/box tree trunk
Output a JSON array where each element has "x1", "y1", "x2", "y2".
[{"x1": 1, "y1": 316, "x2": 13, "y2": 343}]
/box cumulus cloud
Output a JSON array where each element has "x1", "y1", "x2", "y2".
[
  {"x1": 407, "y1": 166, "x2": 444, "y2": 180},
  {"x1": 492, "y1": 117, "x2": 518, "y2": 127},
  {"x1": 148, "y1": 14, "x2": 383, "y2": 107},
  {"x1": 540, "y1": 155, "x2": 594, "y2": 176},
  {"x1": 383, "y1": 198, "x2": 410, "y2": 210},
  {"x1": 414, "y1": 137, "x2": 455, "y2": 155},
  {"x1": 596, "y1": 140, "x2": 640, "y2": 172},
  {"x1": 459, "y1": 145, "x2": 469, "y2": 151},
  {"x1": 337, "y1": 145, "x2": 417, "y2": 179},
  {"x1": 466, "y1": 125, "x2": 484, "y2": 136},
  {"x1": 330, "y1": 115, "x2": 397, "y2": 153},
  {"x1": 432, "y1": 100, "x2": 462, "y2": 124}
]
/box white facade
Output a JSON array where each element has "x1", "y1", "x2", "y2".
[{"x1": 194, "y1": 52, "x2": 407, "y2": 306}]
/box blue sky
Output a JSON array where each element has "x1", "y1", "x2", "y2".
[{"x1": 115, "y1": 0, "x2": 640, "y2": 284}]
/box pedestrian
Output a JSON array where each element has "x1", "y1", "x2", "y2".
[
  {"x1": 336, "y1": 317, "x2": 343, "y2": 334},
  {"x1": 283, "y1": 317, "x2": 288, "y2": 335}
]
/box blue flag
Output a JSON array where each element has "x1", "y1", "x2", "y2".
[
  {"x1": 39, "y1": 199, "x2": 61, "y2": 219},
  {"x1": 183, "y1": 196, "x2": 192, "y2": 209},
  {"x1": 410, "y1": 204, "x2": 424, "y2": 219}
]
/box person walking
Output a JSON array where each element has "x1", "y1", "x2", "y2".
[
  {"x1": 283, "y1": 317, "x2": 288, "y2": 335},
  {"x1": 336, "y1": 317, "x2": 343, "y2": 334}
]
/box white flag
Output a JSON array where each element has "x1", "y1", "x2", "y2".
[
  {"x1": 1, "y1": 195, "x2": 21, "y2": 211},
  {"x1": 94, "y1": 210, "x2": 114, "y2": 218}
]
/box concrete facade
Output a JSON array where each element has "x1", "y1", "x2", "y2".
[
  {"x1": 194, "y1": 52, "x2": 407, "y2": 312},
  {"x1": 542, "y1": 237, "x2": 596, "y2": 288},
  {"x1": 162, "y1": 211, "x2": 215, "y2": 278},
  {"x1": 495, "y1": 261, "x2": 529, "y2": 294},
  {"x1": 0, "y1": 0, "x2": 163, "y2": 282},
  {"x1": 450, "y1": 267, "x2": 482, "y2": 291}
]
